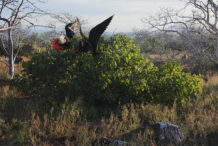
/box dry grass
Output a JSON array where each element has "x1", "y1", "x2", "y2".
[
  {"x1": 146, "y1": 50, "x2": 218, "y2": 77},
  {"x1": 0, "y1": 86, "x2": 217, "y2": 145},
  {"x1": 0, "y1": 55, "x2": 218, "y2": 145},
  {"x1": 0, "y1": 56, "x2": 30, "y2": 76},
  {"x1": 146, "y1": 50, "x2": 188, "y2": 61},
  {"x1": 205, "y1": 75, "x2": 218, "y2": 85}
]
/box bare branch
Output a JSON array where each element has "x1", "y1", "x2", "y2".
[
  {"x1": 11, "y1": 0, "x2": 24, "y2": 25},
  {"x1": 0, "y1": 26, "x2": 13, "y2": 32},
  {"x1": 0, "y1": 0, "x2": 51, "y2": 78},
  {"x1": 143, "y1": 0, "x2": 218, "y2": 58}
]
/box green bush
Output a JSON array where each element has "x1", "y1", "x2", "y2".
[
  {"x1": 15, "y1": 34, "x2": 202, "y2": 110},
  {"x1": 142, "y1": 37, "x2": 167, "y2": 53},
  {"x1": 154, "y1": 62, "x2": 202, "y2": 106}
]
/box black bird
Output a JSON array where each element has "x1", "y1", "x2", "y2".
[
  {"x1": 14, "y1": 56, "x2": 23, "y2": 64},
  {"x1": 78, "y1": 15, "x2": 113, "y2": 54},
  {"x1": 56, "y1": 15, "x2": 114, "y2": 54},
  {"x1": 55, "y1": 20, "x2": 78, "y2": 49},
  {"x1": 65, "y1": 21, "x2": 78, "y2": 39}
]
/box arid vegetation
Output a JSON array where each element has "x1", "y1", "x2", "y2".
[
  {"x1": 0, "y1": 0, "x2": 218, "y2": 145},
  {"x1": 0, "y1": 32, "x2": 217, "y2": 145}
]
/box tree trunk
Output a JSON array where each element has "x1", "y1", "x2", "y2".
[
  {"x1": 214, "y1": 35, "x2": 218, "y2": 60},
  {"x1": 215, "y1": 35, "x2": 218, "y2": 60},
  {"x1": 8, "y1": 29, "x2": 14, "y2": 78}
]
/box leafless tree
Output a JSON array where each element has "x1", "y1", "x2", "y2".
[
  {"x1": 143, "y1": 0, "x2": 218, "y2": 59},
  {"x1": 0, "y1": 0, "x2": 49, "y2": 78},
  {"x1": 49, "y1": 13, "x2": 88, "y2": 35}
]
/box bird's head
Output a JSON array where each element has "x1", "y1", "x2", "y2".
[{"x1": 57, "y1": 33, "x2": 67, "y2": 45}]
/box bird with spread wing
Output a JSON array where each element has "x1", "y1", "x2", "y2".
[{"x1": 53, "y1": 15, "x2": 114, "y2": 55}]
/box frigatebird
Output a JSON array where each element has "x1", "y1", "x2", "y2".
[
  {"x1": 53, "y1": 20, "x2": 78, "y2": 50},
  {"x1": 77, "y1": 15, "x2": 113, "y2": 54},
  {"x1": 53, "y1": 15, "x2": 113, "y2": 55}
]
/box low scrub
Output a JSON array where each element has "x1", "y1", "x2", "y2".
[
  {"x1": 1, "y1": 87, "x2": 217, "y2": 145},
  {"x1": 15, "y1": 34, "x2": 202, "y2": 111}
]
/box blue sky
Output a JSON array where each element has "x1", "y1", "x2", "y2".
[{"x1": 37, "y1": 0, "x2": 185, "y2": 32}]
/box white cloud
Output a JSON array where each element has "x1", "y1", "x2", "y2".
[{"x1": 37, "y1": 0, "x2": 185, "y2": 32}]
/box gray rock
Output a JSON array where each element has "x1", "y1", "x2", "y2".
[
  {"x1": 152, "y1": 122, "x2": 184, "y2": 145},
  {"x1": 207, "y1": 131, "x2": 218, "y2": 146},
  {"x1": 95, "y1": 137, "x2": 129, "y2": 146}
]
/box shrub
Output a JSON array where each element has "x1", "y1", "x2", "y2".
[
  {"x1": 153, "y1": 62, "x2": 202, "y2": 106},
  {"x1": 15, "y1": 34, "x2": 202, "y2": 110},
  {"x1": 1, "y1": 91, "x2": 217, "y2": 145},
  {"x1": 0, "y1": 101, "x2": 90, "y2": 145},
  {"x1": 142, "y1": 37, "x2": 167, "y2": 53}
]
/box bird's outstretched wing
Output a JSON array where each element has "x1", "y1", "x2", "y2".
[
  {"x1": 65, "y1": 20, "x2": 78, "y2": 38},
  {"x1": 88, "y1": 15, "x2": 114, "y2": 51}
]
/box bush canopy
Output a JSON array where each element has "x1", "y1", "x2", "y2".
[{"x1": 15, "y1": 34, "x2": 202, "y2": 109}]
